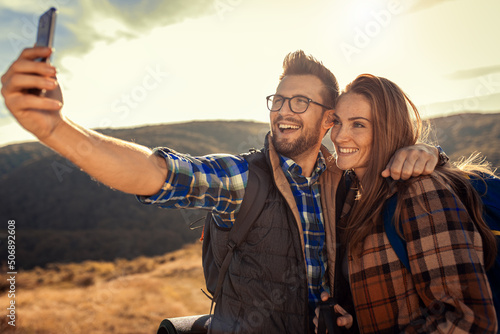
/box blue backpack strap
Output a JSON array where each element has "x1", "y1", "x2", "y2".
[
  {"x1": 383, "y1": 194, "x2": 411, "y2": 273},
  {"x1": 469, "y1": 173, "x2": 500, "y2": 325},
  {"x1": 468, "y1": 174, "x2": 500, "y2": 235}
]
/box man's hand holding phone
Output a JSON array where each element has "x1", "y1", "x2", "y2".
[
  {"x1": 1, "y1": 8, "x2": 63, "y2": 141},
  {"x1": 1, "y1": 7, "x2": 168, "y2": 197}
]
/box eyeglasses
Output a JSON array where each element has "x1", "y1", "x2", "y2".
[{"x1": 266, "y1": 94, "x2": 333, "y2": 114}]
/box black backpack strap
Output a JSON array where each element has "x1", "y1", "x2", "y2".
[{"x1": 210, "y1": 150, "x2": 271, "y2": 308}]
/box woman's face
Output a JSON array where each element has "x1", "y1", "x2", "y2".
[{"x1": 330, "y1": 93, "x2": 373, "y2": 181}]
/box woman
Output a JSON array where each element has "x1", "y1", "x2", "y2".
[{"x1": 330, "y1": 74, "x2": 497, "y2": 333}]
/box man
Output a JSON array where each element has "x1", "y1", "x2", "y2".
[{"x1": 1, "y1": 47, "x2": 440, "y2": 333}]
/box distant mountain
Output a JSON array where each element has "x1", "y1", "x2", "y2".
[
  {"x1": 419, "y1": 92, "x2": 500, "y2": 118},
  {"x1": 426, "y1": 113, "x2": 500, "y2": 168},
  {"x1": 0, "y1": 116, "x2": 498, "y2": 269}
]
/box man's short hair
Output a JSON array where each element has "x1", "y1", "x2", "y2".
[{"x1": 280, "y1": 50, "x2": 339, "y2": 108}]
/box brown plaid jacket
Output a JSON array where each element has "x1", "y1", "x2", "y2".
[{"x1": 344, "y1": 174, "x2": 497, "y2": 333}]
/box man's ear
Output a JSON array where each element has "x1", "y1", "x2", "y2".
[{"x1": 323, "y1": 110, "x2": 335, "y2": 129}]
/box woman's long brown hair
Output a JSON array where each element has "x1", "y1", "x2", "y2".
[{"x1": 341, "y1": 74, "x2": 497, "y2": 269}]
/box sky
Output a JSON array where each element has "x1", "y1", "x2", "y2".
[{"x1": 0, "y1": 0, "x2": 499, "y2": 147}]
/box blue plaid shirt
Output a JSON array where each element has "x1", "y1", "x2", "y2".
[
  {"x1": 278, "y1": 154, "x2": 328, "y2": 306},
  {"x1": 138, "y1": 147, "x2": 328, "y2": 304}
]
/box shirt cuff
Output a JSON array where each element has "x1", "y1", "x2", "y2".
[{"x1": 136, "y1": 147, "x2": 176, "y2": 204}]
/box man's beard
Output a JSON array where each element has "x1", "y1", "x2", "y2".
[{"x1": 271, "y1": 117, "x2": 322, "y2": 160}]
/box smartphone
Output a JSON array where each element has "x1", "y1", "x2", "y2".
[
  {"x1": 29, "y1": 7, "x2": 57, "y2": 95},
  {"x1": 34, "y1": 7, "x2": 57, "y2": 62}
]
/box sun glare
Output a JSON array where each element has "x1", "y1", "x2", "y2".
[
  {"x1": 91, "y1": 16, "x2": 134, "y2": 39},
  {"x1": 348, "y1": 1, "x2": 387, "y2": 25}
]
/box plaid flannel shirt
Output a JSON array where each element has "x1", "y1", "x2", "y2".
[
  {"x1": 343, "y1": 174, "x2": 497, "y2": 333},
  {"x1": 279, "y1": 154, "x2": 328, "y2": 306},
  {"x1": 138, "y1": 147, "x2": 328, "y2": 305},
  {"x1": 138, "y1": 148, "x2": 248, "y2": 228}
]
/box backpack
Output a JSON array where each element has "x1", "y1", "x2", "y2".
[
  {"x1": 157, "y1": 150, "x2": 271, "y2": 334},
  {"x1": 201, "y1": 149, "x2": 271, "y2": 307},
  {"x1": 383, "y1": 174, "x2": 500, "y2": 328}
]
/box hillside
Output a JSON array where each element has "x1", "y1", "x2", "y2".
[
  {"x1": 426, "y1": 113, "x2": 500, "y2": 165},
  {"x1": 0, "y1": 115, "x2": 499, "y2": 270},
  {"x1": 0, "y1": 120, "x2": 269, "y2": 269}
]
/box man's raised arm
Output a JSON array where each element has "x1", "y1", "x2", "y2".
[{"x1": 1, "y1": 47, "x2": 167, "y2": 196}]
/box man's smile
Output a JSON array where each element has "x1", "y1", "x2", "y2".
[{"x1": 278, "y1": 122, "x2": 301, "y2": 134}]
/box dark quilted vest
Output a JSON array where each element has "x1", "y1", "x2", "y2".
[{"x1": 205, "y1": 147, "x2": 309, "y2": 334}]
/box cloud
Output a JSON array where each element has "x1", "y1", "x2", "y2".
[
  {"x1": 0, "y1": 0, "x2": 46, "y2": 14},
  {"x1": 59, "y1": 0, "x2": 217, "y2": 58},
  {"x1": 406, "y1": 0, "x2": 456, "y2": 13},
  {"x1": 446, "y1": 65, "x2": 500, "y2": 80},
  {"x1": 0, "y1": 7, "x2": 50, "y2": 72},
  {"x1": 0, "y1": 0, "x2": 217, "y2": 71}
]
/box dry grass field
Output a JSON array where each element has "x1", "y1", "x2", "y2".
[{"x1": 0, "y1": 242, "x2": 211, "y2": 334}]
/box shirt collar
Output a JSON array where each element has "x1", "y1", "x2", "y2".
[{"x1": 278, "y1": 151, "x2": 327, "y2": 183}]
